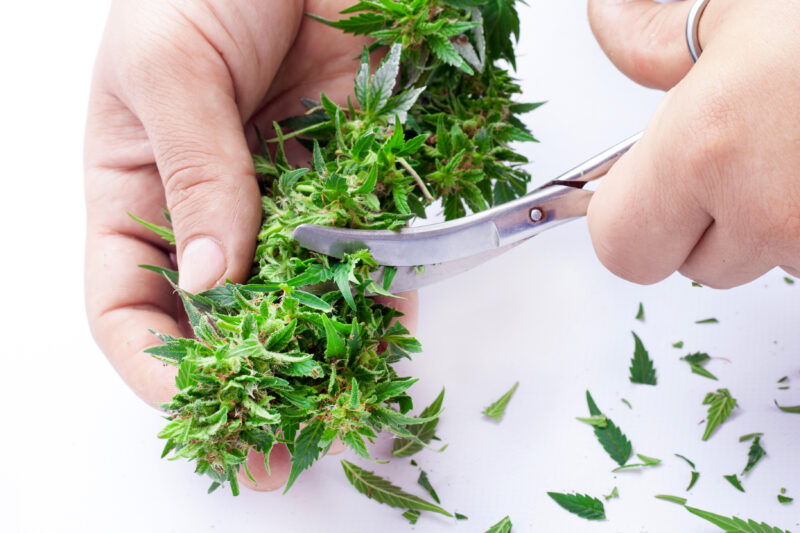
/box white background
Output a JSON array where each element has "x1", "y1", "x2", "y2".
[{"x1": 2, "y1": 1, "x2": 799, "y2": 532}]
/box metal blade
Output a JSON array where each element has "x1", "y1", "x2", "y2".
[
  {"x1": 369, "y1": 240, "x2": 527, "y2": 293},
  {"x1": 292, "y1": 219, "x2": 501, "y2": 267}
]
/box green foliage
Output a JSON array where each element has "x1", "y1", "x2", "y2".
[
  {"x1": 774, "y1": 400, "x2": 800, "y2": 413},
  {"x1": 612, "y1": 453, "x2": 661, "y2": 472},
  {"x1": 724, "y1": 474, "x2": 745, "y2": 493},
  {"x1": 417, "y1": 468, "x2": 440, "y2": 504},
  {"x1": 603, "y1": 487, "x2": 619, "y2": 501},
  {"x1": 696, "y1": 317, "x2": 719, "y2": 324},
  {"x1": 483, "y1": 516, "x2": 513, "y2": 533},
  {"x1": 682, "y1": 352, "x2": 718, "y2": 381},
  {"x1": 483, "y1": 382, "x2": 519, "y2": 420},
  {"x1": 629, "y1": 331, "x2": 656, "y2": 385},
  {"x1": 585, "y1": 391, "x2": 632, "y2": 466},
  {"x1": 685, "y1": 506, "x2": 790, "y2": 532},
  {"x1": 547, "y1": 492, "x2": 606, "y2": 521},
  {"x1": 635, "y1": 302, "x2": 644, "y2": 321},
  {"x1": 655, "y1": 494, "x2": 687, "y2": 505},
  {"x1": 742, "y1": 435, "x2": 766, "y2": 475},
  {"x1": 138, "y1": 0, "x2": 536, "y2": 495},
  {"x1": 702, "y1": 389, "x2": 738, "y2": 441},
  {"x1": 341, "y1": 460, "x2": 452, "y2": 516},
  {"x1": 675, "y1": 454, "x2": 700, "y2": 491},
  {"x1": 392, "y1": 387, "x2": 445, "y2": 457}
]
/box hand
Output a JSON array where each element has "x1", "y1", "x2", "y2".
[
  {"x1": 84, "y1": 0, "x2": 418, "y2": 491},
  {"x1": 586, "y1": 0, "x2": 800, "y2": 287}
]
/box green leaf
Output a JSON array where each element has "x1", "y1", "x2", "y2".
[
  {"x1": 392, "y1": 388, "x2": 445, "y2": 457},
  {"x1": 585, "y1": 391, "x2": 632, "y2": 466},
  {"x1": 482, "y1": 382, "x2": 518, "y2": 420},
  {"x1": 370, "y1": 43, "x2": 401, "y2": 113},
  {"x1": 547, "y1": 492, "x2": 606, "y2": 521},
  {"x1": 284, "y1": 420, "x2": 325, "y2": 493},
  {"x1": 292, "y1": 289, "x2": 333, "y2": 311},
  {"x1": 139, "y1": 264, "x2": 179, "y2": 284},
  {"x1": 612, "y1": 453, "x2": 662, "y2": 472},
  {"x1": 576, "y1": 415, "x2": 608, "y2": 428},
  {"x1": 675, "y1": 453, "x2": 696, "y2": 469},
  {"x1": 354, "y1": 47, "x2": 372, "y2": 110},
  {"x1": 742, "y1": 435, "x2": 766, "y2": 475},
  {"x1": 603, "y1": 487, "x2": 619, "y2": 501},
  {"x1": 655, "y1": 494, "x2": 687, "y2": 505},
  {"x1": 483, "y1": 516, "x2": 512, "y2": 533},
  {"x1": 672, "y1": 341, "x2": 684, "y2": 349},
  {"x1": 401, "y1": 509, "x2": 420, "y2": 525},
  {"x1": 322, "y1": 315, "x2": 347, "y2": 359},
  {"x1": 784, "y1": 276, "x2": 795, "y2": 285},
  {"x1": 696, "y1": 317, "x2": 719, "y2": 324},
  {"x1": 702, "y1": 388, "x2": 738, "y2": 440},
  {"x1": 629, "y1": 331, "x2": 657, "y2": 385},
  {"x1": 684, "y1": 505, "x2": 791, "y2": 532},
  {"x1": 687, "y1": 471, "x2": 700, "y2": 491},
  {"x1": 774, "y1": 400, "x2": 800, "y2": 413},
  {"x1": 724, "y1": 473, "x2": 745, "y2": 493},
  {"x1": 416, "y1": 469, "x2": 440, "y2": 504},
  {"x1": 778, "y1": 494, "x2": 793, "y2": 504},
  {"x1": 427, "y1": 33, "x2": 474, "y2": 75},
  {"x1": 635, "y1": 302, "x2": 644, "y2": 321},
  {"x1": 128, "y1": 212, "x2": 175, "y2": 245},
  {"x1": 340, "y1": 460, "x2": 452, "y2": 516}
]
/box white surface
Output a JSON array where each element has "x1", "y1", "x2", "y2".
[{"x1": 2, "y1": 2, "x2": 799, "y2": 532}]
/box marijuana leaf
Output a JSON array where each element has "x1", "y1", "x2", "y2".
[
  {"x1": 129, "y1": 212, "x2": 175, "y2": 245},
  {"x1": 483, "y1": 516, "x2": 513, "y2": 533},
  {"x1": 778, "y1": 491, "x2": 793, "y2": 504},
  {"x1": 483, "y1": 381, "x2": 519, "y2": 420},
  {"x1": 417, "y1": 469, "x2": 440, "y2": 504},
  {"x1": 685, "y1": 505, "x2": 790, "y2": 532},
  {"x1": 585, "y1": 391, "x2": 632, "y2": 466},
  {"x1": 784, "y1": 276, "x2": 795, "y2": 284},
  {"x1": 724, "y1": 474, "x2": 745, "y2": 493},
  {"x1": 547, "y1": 492, "x2": 606, "y2": 521},
  {"x1": 401, "y1": 509, "x2": 420, "y2": 524},
  {"x1": 341, "y1": 460, "x2": 452, "y2": 517},
  {"x1": 635, "y1": 302, "x2": 644, "y2": 321},
  {"x1": 603, "y1": 487, "x2": 619, "y2": 501},
  {"x1": 742, "y1": 435, "x2": 766, "y2": 475},
  {"x1": 675, "y1": 454, "x2": 700, "y2": 490},
  {"x1": 576, "y1": 415, "x2": 608, "y2": 428},
  {"x1": 702, "y1": 388, "x2": 738, "y2": 441},
  {"x1": 681, "y1": 352, "x2": 718, "y2": 381},
  {"x1": 673, "y1": 341, "x2": 684, "y2": 349},
  {"x1": 392, "y1": 388, "x2": 445, "y2": 457},
  {"x1": 655, "y1": 494, "x2": 687, "y2": 505},
  {"x1": 629, "y1": 331, "x2": 657, "y2": 385}
]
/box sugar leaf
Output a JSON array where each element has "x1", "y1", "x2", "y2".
[
  {"x1": 417, "y1": 469, "x2": 440, "y2": 504},
  {"x1": 696, "y1": 317, "x2": 719, "y2": 324},
  {"x1": 629, "y1": 332, "x2": 657, "y2": 385},
  {"x1": 392, "y1": 388, "x2": 445, "y2": 457},
  {"x1": 284, "y1": 419, "x2": 324, "y2": 493},
  {"x1": 635, "y1": 302, "x2": 645, "y2": 321},
  {"x1": 483, "y1": 516, "x2": 512, "y2": 533},
  {"x1": 687, "y1": 471, "x2": 700, "y2": 491},
  {"x1": 401, "y1": 509, "x2": 420, "y2": 524},
  {"x1": 341, "y1": 460, "x2": 452, "y2": 517},
  {"x1": 612, "y1": 453, "x2": 661, "y2": 472},
  {"x1": 672, "y1": 341, "x2": 684, "y2": 349},
  {"x1": 784, "y1": 276, "x2": 795, "y2": 284},
  {"x1": 702, "y1": 388, "x2": 738, "y2": 441},
  {"x1": 483, "y1": 382, "x2": 519, "y2": 420},
  {"x1": 621, "y1": 398, "x2": 632, "y2": 409},
  {"x1": 547, "y1": 492, "x2": 605, "y2": 521},
  {"x1": 455, "y1": 512, "x2": 469, "y2": 520},
  {"x1": 675, "y1": 453, "x2": 696, "y2": 470},
  {"x1": 576, "y1": 415, "x2": 608, "y2": 428},
  {"x1": 603, "y1": 487, "x2": 619, "y2": 501},
  {"x1": 655, "y1": 494, "x2": 687, "y2": 505},
  {"x1": 778, "y1": 494, "x2": 793, "y2": 504}
]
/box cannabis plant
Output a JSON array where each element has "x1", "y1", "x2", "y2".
[{"x1": 143, "y1": 0, "x2": 538, "y2": 495}]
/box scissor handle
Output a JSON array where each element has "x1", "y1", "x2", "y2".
[{"x1": 490, "y1": 132, "x2": 642, "y2": 247}]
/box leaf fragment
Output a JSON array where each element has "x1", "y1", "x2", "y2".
[
  {"x1": 392, "y1": 388, "x2": 445, "y2": 457},
  {"x1": 547, "y1": 492, "x2": 606, "y2": 521},
  {"x1": 724, "y1": 474, "x2": 745, "y2": 493},
  {"x1": 585, "y1": 391, "x2": 632, "y2": 466},
  {"x1": 774, "y1": 400, "x2": 800, "y2": 413},
  {"x1": 695, "y1": 317, "x2": 719, "y2": 324},
  {"x1": 635, "y1": 302, "x2": 645, "y2": 321},
  {"x1": 483, "y1": 516, "x2": 512, "y2": 533},
  {"x1": 702, "y1": 388, "x2": 738, "y2": 441},
  {"x1": 483, "y1": 381, "x2": 519, "y2": 420},
  {"x1": 629, "y1": 332, "x2": 657, "y2": 385}
]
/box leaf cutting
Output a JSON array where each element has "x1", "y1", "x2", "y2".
[
  {"x1": 547, "y1": 492, "x2": 606, "y2": 521},
  {"x1": 702, "y1": 388, "x2": 738, "y2": 441},
  {"x1": 483, "y1": 381, "x2": 519, "y2": 420},
  {"x1": 585, "y1": 391, "x2": 632, "y2": 466},
  {"x1": 629, "y1": 331, "x2": 657, "y2": 385}
]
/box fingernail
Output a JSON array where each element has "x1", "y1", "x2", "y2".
[{"x1": 179, "y1": 237, "x2": 226, "y2": 293}]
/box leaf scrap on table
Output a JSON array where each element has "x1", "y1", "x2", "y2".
[
  {"x1": 547, "y1": 492, "x2": 606, "y2": 521},
  {"x1": 629, "y1": 331, "x2": 657, "y2": 385},
  {"x1": 483, "y1": 382, "x2": 519, "y2": 421},
  {"x1": 702, "y1": 388, "x2": 738, "y2": 441}
]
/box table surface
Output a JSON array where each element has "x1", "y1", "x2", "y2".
[{"x1": 3, "y1": 2, "x2": 799, "y2": 532}]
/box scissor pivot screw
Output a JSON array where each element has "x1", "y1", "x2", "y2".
[{"x1": 529, "y1": 208, "x2": 544, "y2": 223}]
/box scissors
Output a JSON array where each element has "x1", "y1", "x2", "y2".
[{"x1": 292, "y1": 132, "x2": 642, "y2": 293}]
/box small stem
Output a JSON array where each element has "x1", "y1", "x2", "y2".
[{"x1": 397, "y1": 157, "x2": 433, "y2": 203}]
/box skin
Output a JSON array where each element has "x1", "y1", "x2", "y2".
[
  {"x1": 86, "y1": 0, "x2": 800, "y2": 491},
  {"x1": 84, "y1": 0, "x2": 417, "y2": 492},
  {"x1": 586, "y1": 0, "x2": 800, "y2": 287}
]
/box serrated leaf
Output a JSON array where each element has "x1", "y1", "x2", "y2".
[
  {"x1": 370, "y1": 43, "x2": 401, "y2": 113},
  {"x1": 742, "y1": 435, "x2": 766, "y2": 475},
  {"x1": 724, "y1": 473, "x2": 745, "y2": 493},
  {"x1": 778, "y1": 494, "x2": 793, "y2": 504},
  {"x1": 284, "y1": 420, "x2": 324, "y2": 493},
  {"x1": 629, "y1": 331, "x2": 657, "y2": 385},
  {"x1": 684, "y1": 505, "x2": 791, "y2": 532},
  {"x1": 576, "y1": 415, "x2": 608, "y2": 428},
  {"x1": 392, "y1": 388, "x2": 445, "y2": 457},
  {"x1": 427, "y1": 33, "x2": 474, "y2": 75},
  {"x1": 482, "y1": 381, "x2": 518, "y2": 420},
  {"x1": 702, "y1": 388, "x2": 738, "y2": 441},
  {"x1": 483, "y1": 516, "x2": 512, "y2": 533},
  {"x1": 292, "y1": 289, "x2": 332, "y2": 311},
  {"x1": 322, "y1": 314, "x2": 347, "y2": 359},
  {"x1": 341, "y1": 460, "x2": 452, "y2": 516},
  {"x1": 585, "y1": 391, "x2": 632, "y2": 466},
  {"x1": 401, "y1": 509, "x2": 420, "y2": 524},
  {"x1": 547, "y1": 492, "x2": 605, "y2": 521},
  {"x1": 416, "y1": 469, "x2": 440, "y2": 504},
  {"x1": 128, "y1": 212, "x2": 175, "y2": 245}
]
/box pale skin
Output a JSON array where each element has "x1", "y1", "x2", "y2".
[{"x1": 85, "y1": 0, "x2": 800, "y2": 491}]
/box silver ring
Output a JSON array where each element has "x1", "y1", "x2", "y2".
[{"x1": 686, "y1": 0, "x2": 711, "y2": 63}]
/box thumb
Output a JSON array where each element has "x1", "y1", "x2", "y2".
[
  {"x1": 132, "y1": 48, "x2": 262, "y2": 294},
  {"x1": 588, "y1": 0, "x2": 696, "y2": 89}
]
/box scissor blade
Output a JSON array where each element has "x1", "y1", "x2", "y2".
[
  {"x1": 292, "y1": 219, "x2": 501, "y2": 267},
  {"x1": 371, "y1": 240, "x2": 525, "y2": 293}
]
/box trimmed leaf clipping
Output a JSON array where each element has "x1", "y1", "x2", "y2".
[
  {"x1": 483, "y1": 516, "x2": 512, "y2": 533},
  {"x1": 585, "y1": 391, "x2": 632, "y2": 466},
  {"x1": 702, "y1": 389, "x2": 738, "y2": 441},
  {"x1": 629, "y1": 332, "x2": 657, "y2": 385},
  {"x1": 547, "y1": 492, "x2": 605, "y2": 521},
  {"x1": 483, "y1": 382, "x2": 519, "y2": 420},
  {"x1": 392, "y1": 388, "x2": 445, "y2": 457}
]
